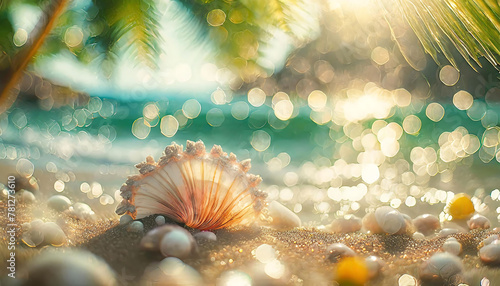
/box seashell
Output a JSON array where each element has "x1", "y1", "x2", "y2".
[
  {"x1": 412, "y1": 214, "x2": 440, "y2": 236},
  {"x1": 398, "y1": 274, "x2": 417, "y2": 286},
  {"x1": 467, "y1": 214, "x2": 491, "y2": 230},
  {"x1": 329, "y1": 216, "x2": 362, "y2": 234},
  {"x1": 480, "y1": 235, "x2": 499, "y2": 248},
  {"x1": 47, "y1": 195, "x2": 72, "y2": 212},
  {"x1": 442, "y1": 237, "x2": 462, "y2": 256},
  {"x1": 419, "y1": 253, "x2": 464, "y2": 284},
  {"x1": 267, "y1": 201, "x2": 301, "y2": 230},
  {"x1": 141, "y1": 257, "x2": 202, "y2": 286},
  {"x1": 24, "y1": 249, "x2": 116, "y2": 286},
  {"x1": 67, "y1": 202, "x2": 96, "y2": 221},
  {"x1": 326, "y1": 243, "x2": 356, "y2": 263},
  {"x1": 42, "y1": 222, "x2": 67, "y2": 246},
  {"x1": 116, "y1": 140, "x2": 266, "y2": 231},
  {"x1": 363, "y1": 206, "x2": 405, "y2": 234}
]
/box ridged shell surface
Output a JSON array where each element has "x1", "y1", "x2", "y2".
[{"x1": 116, "y1": 140, "x2": 266, "y2": 230}]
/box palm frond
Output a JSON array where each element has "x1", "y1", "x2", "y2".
[
  {"x1": 89, "y1": 0, "x2": 162, "y2": 70},
  {"x1": 383, "y1": 0, "x2": 500, "y2": 71}
]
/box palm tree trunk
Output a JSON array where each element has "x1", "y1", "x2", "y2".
[{"x1": 0, "y1": 0, "x2": 69, "y2": 113}]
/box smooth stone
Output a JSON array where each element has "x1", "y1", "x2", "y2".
[
  {"x1": 480, "y1": 243, "x2": 500, "y2": 265},
  {"x1": 330, "y1": 216, "x2": 362, "y2": 234},
  {"x1": 127, "y1": 221, "x2": 144, "y2": 233},
  {"x1": 193, "y1": 231, "x2": 217, "y2": 242},
  {"x1": 140, "y1": 225, "x2": 193, "y2": 252},
  {"x1": 160, "y1": 229, "x2": 193, "y2": 259},
  {"x1": 18, "y1": 190, "x2": 36, "y2": 204},
  {"x1": 481, "y1": 235, "x2": 499, "y2": 247},
  {"x1": 47, "y1": 195, "x2": 72, "y2": 212},
  {"x1": 438, "y1": 228, "x2": 459, "y2": 237},
  {"x1": 365, "y1": 256, "x2": 384, "y2": 279},
  {"x1": 420, "y1": 253, "x2": 464, "y2": 284},
  {"x1": 412, "y1": 232, "x2": 425, "y2": 240},
  {"x1": 42, "y1": 222, "x2": 67, "y2": 246},
  {"x1": 442, "y1": 237, "x2": 462, "y2": 256},
  {"x1": 326, "y1": 243, "x2": 356, "y2": 263},
  {"x1": 398, "y1": 274, "x2": 417, "y2": 286},
  {"x1": 467, "y1": 214, "x2": 491, "y2": 230},
  {"x1": 24, "y1": 249, "x2": 116, "y2": 286},
  {"x1": 412, "y1": 214, "x2": 440, "y2": 236},
  {"x1": 119, "y1": 214, "x2": 133, "y2": 225},
  {"x1": 141, "y1": 257, "x2": 203, "y2": 286},
  {"x1": 155, "y1": 215, "x2": 166, "y2": 226},
  {"x1": 375, "y1": 207, "x2": 405, "y2": 234},
  {"x1": 268, "y1": 201, "x2": 301, "y2": 230}
]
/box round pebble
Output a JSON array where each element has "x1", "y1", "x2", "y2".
[
  {"x1": 119, "y1": 214, "x2": 133, "y2": 225},
  {"x1": 365, "y1": 256, "x2": 384, "y2": 279},
  {"x1": 326, "y1": 243, "x2": 356, "y2": 263},
  {"x1": 140, "y1": 225, "x2": 194, "y2": 253},
  {"x1": 412, "y1": 214, "x2": 440, "y2": 236},
  {"x1": 141, "y1": 257, "x2": 202, "y2": 286},
  {"x1": 479, "y1": 241, "x2": 500, "y2": 265},
  {"x1": 42, "y1": 222, "x2": 67, "y2": 246},
  {"x1": 330, "y1": 216, "x2": 362, "y2": 234},
  {"x1": 47, "y1": 195, "x2": 72, "y2": 212},
  {"x1": 412, "y1": 232, "x2": 425, "y2": 240},
  {"x1": 420, "y1": 253, "x2": 464, "y2": 283},
  {"x1": 24, "y1": 249, "x2": 116, "y2": 286},
  {"x1": 442, "y1": 237, "x2": 462, "y2": 256},
  {"x1": 375, "y1": 206, "x2": 405, "y2": 234},
  {"x1": 438, "y1": 228, "x2": 459, "y2": 237},
  {"x1": 467, "y1": 214, "x2": 491, "y2": 230},
  {"x1": 18, "y1": 190, "x2": 36, "y2": 204},
  {"x1": 481, "y1": 235, "x2": 499, "y2": 247},
  {"x1": 160, "y1": 229, "x2": 193, "y2": 259},
  {"x1": 193, "y1": 231, "x2": 217, "y2": 242},
  {"x1": 155, "y1": 215, "x2": 166, "y2": 226},
  {"x1": 127, "y1": 221, "x2": 144, "y2": 233},
  {"x1": 268, "y1": 201, "x2": 301, "y2": 230}
]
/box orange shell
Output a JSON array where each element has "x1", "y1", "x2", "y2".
[{"x1": 116, "y1": 140, "x2": 266, "y2": 230}]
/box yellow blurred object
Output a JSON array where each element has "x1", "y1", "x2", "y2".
[
  {"x1": 335, "y1": 257, "x2": 369, "y2": 286},
  {"x1": 448, "y1": 193, "x2": 475, "y2": 220}
]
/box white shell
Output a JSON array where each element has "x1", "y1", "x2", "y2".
[
  {"x1": 47, "y1": 195, "x2": 72, "y2": 212},
  {"x1": 268, "y1": 201, "x2": 301, "y2": 230},
  {"x1": 42, "y1": 222, "x2": 67, "y2": 246},
  {"x1": 67, "y1": 202, "x2": 96, "y2": 221},
  {"x1": 363, "y1": 206, "x2": 406, "y2": 234},
  {"x1": 479, "y1": 241, "x2": 500, "y2": 265},
  {"x1": 442, "y1": 237, "x2": 462, "y2": 256},
  {"x1": 117, "y1": 140, "x2": 266, "y2": 230}
]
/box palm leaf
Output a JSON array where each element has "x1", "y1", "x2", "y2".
[
  {"x1": 384, "y1": 0, "x2": 500, "y2": 71},
  {"x1": 89, "y1": 0, "x2": 162, "y2": 70}
]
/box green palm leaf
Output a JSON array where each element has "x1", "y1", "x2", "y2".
[{"x1": 384, "y1": 0, "x2": 500, "y2": 70}]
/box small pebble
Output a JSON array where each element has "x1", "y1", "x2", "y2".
[
  {"x1": 42, "y1": 222, "x2": 67, "y2": 246},
  {"x1": 442, "y1": 237, "x2": 462, "y2": 256},
  {"x1": 193, "y1": 231, "x2": 217, "y2": 242},
  {"x1": 127, "y1": 221, "x2": 144, "y2": 233},
  {"x1": 412, "y1": 214, "x2": 440, "y2": 236},
  {"x1": 160, "y1": 229, "x2": 194, "y2": 259},
  {"x1": 155, "y1": 215, "x2": 166, "y2": 226},
  {"x1": 420, "y1": 253, "x2": 464, "y2": 283},
  {"x1": 481, "y1": 235, "x2": 499, "y2": 247},
  {"x1": 268, "y1": 201, "x2": 301, "y2": 230},
  {"x1": 140, "y1": 225, "x2": 194, "y2": 252},
  {"x1": 47, "y1": 195, "x2": 72, "y2": 212},
  {"x1": 18, "y1": 190, "x2": 36, "y2": 204},
  {"x1": 119, "y1": 214, "x2": 133, "y2": 225},
  {"x1": 326, "y1": 243, "x2": 356, "y2": 263},
  {"x1": 438, "y1": 228, "x2": 459, "y2": 237},
  {"x1": 330, "y1": 216, "x2": 362, "y2": 234},
  {"x1": 398, "y1": 274, "x2": 417, "y2": 286},
  {"x1": 467, "y1": 214, "x2": 490, "y2": 230},
  {"x1": 363, "y1": 206, "x2": 405, "y2": 234},
  {"x1": 142, "y1": 257, "x2": 202, "y2": 286},
  {"x1": 479, "y1": 241, "x2": 500, "y2": 265},
  {"x1": 412, "y1": 232, "x2": 425, "y2": 240},
  {"x1": 365, "y1": 256, "x2": 384, "y2": 279}
]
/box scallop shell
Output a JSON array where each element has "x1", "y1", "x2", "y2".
[{"x1": 116, "y1": 140, "x2": 266, "y2": 230}]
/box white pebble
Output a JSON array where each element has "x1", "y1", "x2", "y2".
[
  {"x1": 119, "y1": 214, "x2": 133, "y2": 225},
  {"x1": 375, "y1": 207, "x2": 405, "y2": 234},
  {"x1": 268, "y1": 201, "x2": 301, "y2": 230},
  {"x1": 42, "y1": 222, "x2": 67, "y2": 246},
  {"x1": 329, "y1": 216, "x2": 362, "y2": 234},
  {"x1": 412, "y1": 232, "x2": 425, "y2": 240},
  {"x1": 67, "y1": 202, "x2": 96, "y2": 221},
  {"x1": 193, "y1": 231, "x2": 217, "y2": 242},
  {"x1": 47, "y1": 195, "x2": 72, "y2": 212},
  {"x1": 19, "y1": 190, "x2": 36, "y2": 204},
  {"x1": 438, "y1": 228, "x2": 459, "y2": 237},
  {"x1": 480, "y1": 241, "x2": 500, "y2": 265},
  {"x1": 420, "y1": 253, "x2": 463, "y2": 283},
  {"x1": 141, "y1": 257, "x2": 202, "y2": 286},
  {"x1": 467, "y1": 214, "x2": 491, "y2": 230},
  {"x1": 160, "y1": 229, "x2": 193, "y2": 259},
  {"x1": 442, "y1": 237, "x2": 462, "y2": 256},
  {"x1": 365, "y1": 256, "x2": 384, "y2": 279},
  {"x1": 481, "y1": 235, "x2": 499, "y2": 247},
  {"x1": 398, "y1": 274, "x2": 417, "y2": 286},
  {"x1": 127, "y1": 221, "x2": 144, "y2": 233},
  {"x1": 412, "y1": 214, "x2": 440, "y2": 236},
  {"x1": 326, "y1": 243, "x2": 356, "y2": 263},
  {"x1": 155, "y1": 215, "x2": 166, "y2": 226}
]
